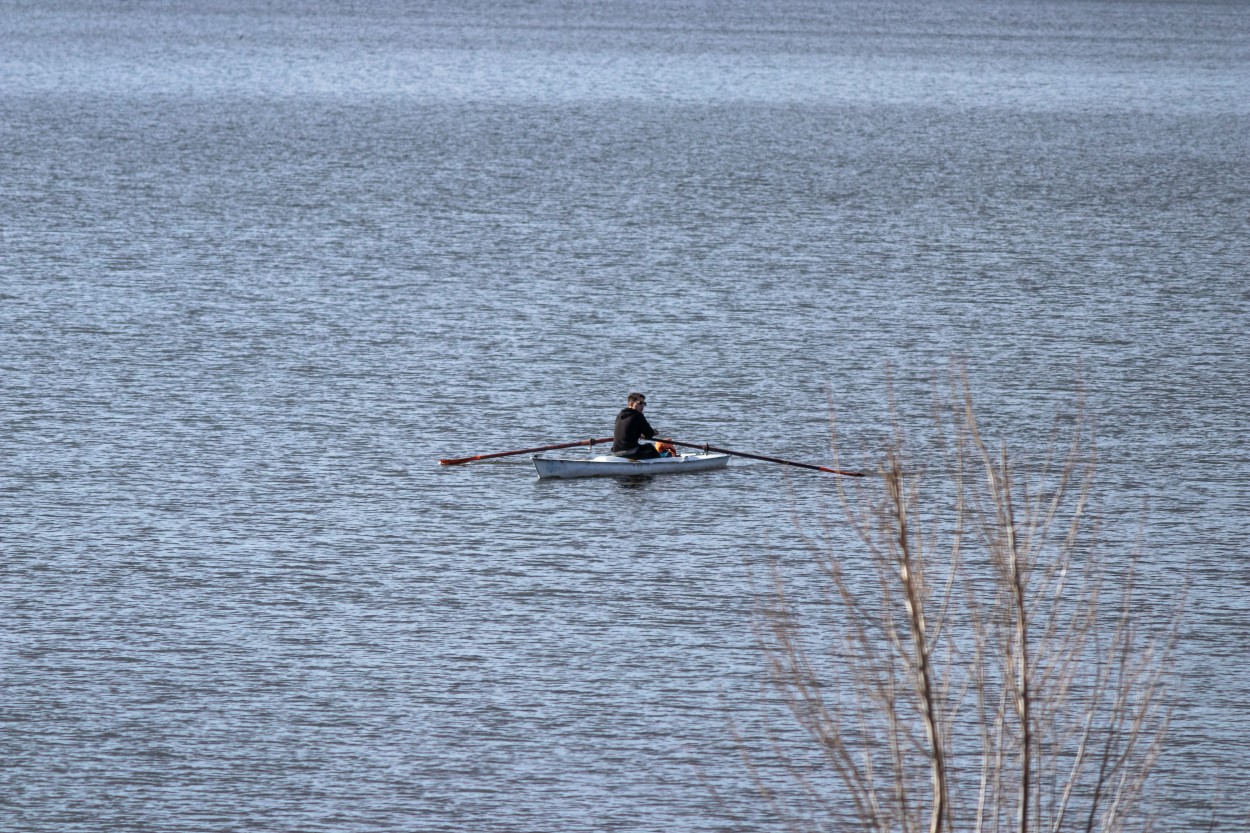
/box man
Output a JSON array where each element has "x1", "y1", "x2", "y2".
[{"x1": 612, "y1": 392, "x2": 663, "y2": 459}]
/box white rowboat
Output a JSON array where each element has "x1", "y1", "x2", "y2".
[{"x1": 532, "y1": 452, "x2": 730, "y2": 480}]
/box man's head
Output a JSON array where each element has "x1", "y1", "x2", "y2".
[{"x1": 627, "y1": 392, "x2": 646, "y2": 410}]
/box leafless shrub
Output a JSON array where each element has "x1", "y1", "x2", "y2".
[{"x1": 749, "y1": 369, "x2": 1180, "y2": 833}]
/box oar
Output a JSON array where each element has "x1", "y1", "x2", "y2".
[
  {"x1": 662, "y1": 438, "x2": 864, "y2": 477},
  {"x1": 439, "y1": 437, "x2": 614, "y2": 466}
]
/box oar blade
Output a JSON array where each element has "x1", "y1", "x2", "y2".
[{"x1": 816, "y1": 465, "x2": 865, "y2": 477}]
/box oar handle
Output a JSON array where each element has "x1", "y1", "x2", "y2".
[
  {"x1": 439, "y1": 437, "x2": 614, "y2": 466},
  {"x1": 662, "y1": 439, "x2": 864, "y2": 477}
]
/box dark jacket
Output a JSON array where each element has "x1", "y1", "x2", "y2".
[{"x1": 613, "y1": 406, "x2": 656, "y2": 453}]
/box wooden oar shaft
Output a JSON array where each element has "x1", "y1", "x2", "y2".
[
  {"x1": 439, "y1": 437, "x2": 614, "y2": 466},
  {"x1": 664, "y1": 439, "x2": 864, "y2": 477}
]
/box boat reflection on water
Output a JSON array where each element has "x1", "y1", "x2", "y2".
[{"x1": 613, "y1": 473, "x2": 656, "y2": 490}]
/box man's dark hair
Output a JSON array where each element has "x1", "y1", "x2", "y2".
[{"x1": 627, "y1": 392, "x2": 646, "y2": 406}]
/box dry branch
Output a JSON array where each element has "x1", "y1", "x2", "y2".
[{"x1": 747, "y1": 368, "x2": 1180, "y2": 833}]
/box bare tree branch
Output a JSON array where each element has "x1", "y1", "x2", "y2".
[{"x1": 741, "y1": 366, "x2": 1181, "y2": 833}]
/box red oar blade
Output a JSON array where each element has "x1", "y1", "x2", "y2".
[{"x1": 815, "y1": 465, "x2": 865, "y2": 477}]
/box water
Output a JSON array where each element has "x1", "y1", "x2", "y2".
[{"x1": 2, "y1": 1, "x2": 1247, "y2": 830}]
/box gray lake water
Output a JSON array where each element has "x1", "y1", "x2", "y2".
[{"x1": 2, "y1": 1, "x2": 1248, "y2": 830}]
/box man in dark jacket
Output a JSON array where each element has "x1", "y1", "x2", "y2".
[{"x1": 613, "y1": 392, "x2": 662, "y2": 459}]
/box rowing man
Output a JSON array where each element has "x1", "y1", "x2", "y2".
[{"x1": 612, "y1": 392, "x2": 675, "y2": 459}]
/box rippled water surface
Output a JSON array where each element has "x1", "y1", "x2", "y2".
[{"x1": 3, "y1": 1, "x2": 1248, "y2": 830}]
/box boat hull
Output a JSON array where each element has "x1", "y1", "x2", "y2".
[{"x1": 532, "y1": 452, "x2": 730, "y2": 480}]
